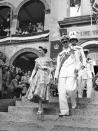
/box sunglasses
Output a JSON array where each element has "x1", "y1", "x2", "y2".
[{"x1": 62, "y1": 41, "x2": 69, "y2": 44}]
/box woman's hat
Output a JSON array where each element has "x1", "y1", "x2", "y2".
[{"x1": 39, "y1": 46, "x2": 47, "y2": 53}]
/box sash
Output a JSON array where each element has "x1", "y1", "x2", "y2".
[{"x1": 59, "y1": 49, "x2": 74, "y2": 73}]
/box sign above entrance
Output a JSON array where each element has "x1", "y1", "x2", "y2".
[{"x1": 67, "y1": 25, "x2": 98, "y2": 38}]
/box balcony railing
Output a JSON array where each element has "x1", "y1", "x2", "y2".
[{"x1": 0, "y1": 30, "x2": 49, "y2": 45}]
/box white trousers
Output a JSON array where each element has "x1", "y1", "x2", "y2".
[
  {"x1": 58, "y1": 77, "x2": 77, "y2": 115},
  {"x1": 78, "y1": 77, "x2": 93, "y2": 98},
  {"x1": 77, "y1": 75, "x2": 83, "y2": 98},
  {"x1": 83, "y1": 79, "x2": 93, "y2": 98}
]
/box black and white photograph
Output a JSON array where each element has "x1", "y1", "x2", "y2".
[{"x1": 0, "y1": 0, "x2": 98, "y2": 131}]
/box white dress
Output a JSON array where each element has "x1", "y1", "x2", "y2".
[{"x1": 26, "y1": 57, "x2": 53, "y2": 102}]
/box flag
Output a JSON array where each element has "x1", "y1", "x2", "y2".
[{"x1": 92, "y1": 0, "x2": 98, "y2": 14}]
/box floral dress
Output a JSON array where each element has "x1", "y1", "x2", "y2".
[{"x1": 26, "y1": 57, "x2": 53, "y2": 102}]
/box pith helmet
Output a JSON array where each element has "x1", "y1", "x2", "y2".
[{"x1": 69, "y1": 31, "x2": 78, "y2": 42}]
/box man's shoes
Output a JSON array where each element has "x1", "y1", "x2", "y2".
[
  {"x1": 59, "y1": 113, "x2": 69, "y2": 117},
  {"x1": 78, "y1": 94, "x2": 82, "y2": 98},
  {"x1": 37, "y1": 110, "x2": 43, "y2": 115},
  {"x1": 72, "y1": 104, "x2": 77, "y2": 109}
]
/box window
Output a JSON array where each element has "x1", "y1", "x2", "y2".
[{"x1": 70, "y1": 0, "x2": 81, "y2": 17}]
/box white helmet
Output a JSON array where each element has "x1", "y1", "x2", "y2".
[{"x1": 69, "y1": 31, "x2": 78, "y2": 42}]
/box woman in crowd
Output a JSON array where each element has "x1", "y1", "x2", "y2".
[{"x1": 25, "y1": 46, "x2": 54, "y2": 115}]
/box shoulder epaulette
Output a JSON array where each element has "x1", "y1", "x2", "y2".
[{"x1": 75, "y1": 46, "x2": 82, "y2": 50}]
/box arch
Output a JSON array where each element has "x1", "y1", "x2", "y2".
[
  {"x1": 81, "y1": 40, "x2": 98, "y2": 48},
  {"x1": 0, "y1": 2, "x2": 15, "y2": 12},
  {"x1": 0, "y1": 50, "x2": 9, "y2": 64},
  {"x1": 9, "y1": 48, "x2": 40, "y2": 65},
  {"x1": 16, "y1": 0, "x2": 50, "y2": 15},
  {"x1": 81, "y1": 40, "x2": 98, "y2": 66}
]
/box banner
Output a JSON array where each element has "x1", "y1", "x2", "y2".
[
  {"x1": 50, "y1": 40, "x2": 62, "y2": 65},
  {"x1": 0, "y1": 30, "x2": 49, "y2": 44}
]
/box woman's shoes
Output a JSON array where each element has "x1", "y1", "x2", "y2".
[
  {"x1": 37, "y1": 110, "x2": 44, "y2": 120},
  {"x1": 37, "y1": 110, "x2": 43, "y2": 115}
]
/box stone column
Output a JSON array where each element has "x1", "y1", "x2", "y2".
[
  {"x1": 0, "y1": 59, "x2": 3, "y2": 97},
  {"x1": 81, "y1": 0, "x2": 92, "y2": 15},
  {"x1": 0, "y1": 67, "x2": 2, "y2": 92},
  {"x1": 49, "y1": 0, "x2": 59, "y2": 41},
  {"x1": 44, "y1": 12, "x2": 50, "y2": 31},
  {"x1": 49, "y1": 0, "x2": 70, "y2": 41},
  {"x1": 57, "y1": 0, "x2": 70, "y2": 21},
  {"x1": 10, "y1": 15, "x2": 18, "y2": 34}
]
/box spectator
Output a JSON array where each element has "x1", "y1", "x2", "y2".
[
  {"x1": 9, "y1": 74, "x2": 23, "y2": 98},
  {"x1": 6, "y1": 65, "x2": 16, "y2": 98},
  {"x1": 93, "y1": 72, "x2": 98, "y2": 91},
  {"x1": 2, "y1": 66, "x2": 9, "y2": 97},
  {"x1": 28, "y1": 22, "x2": 33, "y2": 33},
  {"x1": 36, "y1": 22, "x2": 44, "y2": 32}
]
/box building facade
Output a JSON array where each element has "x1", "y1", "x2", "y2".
[{"x1": 0, "y1": 0, "x2": 98, "y2": 72}]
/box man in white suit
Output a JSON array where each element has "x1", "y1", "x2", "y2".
[
  {"x1": 69, "y1": 31, "x2": 86, "y2": 98},
  {"x1": 79, "y1": 49, "x2": 95, "y2": 98},
  {"x1": 54, "y1": 35, "x2": 81, "y2": 117}
]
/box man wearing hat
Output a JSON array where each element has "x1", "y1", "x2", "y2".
[
  {"x1": 78, "y1": 49, "x2": 95, "y2": 98},
  {"x1": 54, "y1": 35, "x2": 81, "y2": 117},
  {"x1": 69, "y1": 31, "x2": 86, "y2": 67},
  {"x1": 69, "y1": 31, "x2": 86, "y2": 98}
]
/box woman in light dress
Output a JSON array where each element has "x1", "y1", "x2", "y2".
[{"x1": 25, "y1": 46, "x2": 54, "y2": 114}]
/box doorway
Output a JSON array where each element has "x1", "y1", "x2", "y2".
[{"x1": 12, "y1": 51, "x2": 38, "y2": 72}]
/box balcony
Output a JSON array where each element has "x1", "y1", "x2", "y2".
[{"x1": 0, "y1": 30, "x2": 49, "y2": 45}]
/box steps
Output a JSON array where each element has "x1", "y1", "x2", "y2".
[
  {"x1": 0, "y1": 92, "x2": 98, "y2": 131},
  {"x1": 7, "y1": 95, "x2": 98, "y2": 120}
]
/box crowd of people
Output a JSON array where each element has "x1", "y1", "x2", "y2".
[
  {"x1": 16, "y1": 22, "x2": 44, "y2": 35},
  {"x1": 1, "y1": 64, "x2": 32, "y2": 99},
  {"x1": 0, "y1": 30, "x2": 98, "y2": 117},
  {"x1": 0, "y1": 24, "x2": 8, "y2": 37},
  {"x1": 0, "y1": 22, "x2": 44, "y2": 37}
]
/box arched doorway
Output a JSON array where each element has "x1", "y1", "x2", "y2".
[
  {"x1": 17, "y1": 0, "x2": 45, "y2": 32},
  {"x1": 81, "y1": 40, "x2": 98, "y2": 74},
  {"x1": 0, "y1": 6, "x2": 11, "y2": 36},
  {"x1": 13, "y1": 52, "x2": 38, "y2": 72},
  {"x1": 10, "y1": 48, "x2": 40, "y2": 72}
]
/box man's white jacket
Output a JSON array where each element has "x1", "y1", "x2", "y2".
[{"x1": 54, "y1": 47, "x2": 86, "y2": 79}]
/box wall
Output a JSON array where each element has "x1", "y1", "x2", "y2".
[
  {"x1": 81, "y1": 0, "x2": 92, "y2": 15},
  {"x1": 49, "y1": 0, "x2": 69, "y2": 41},
  {"x1": 0, "y1": 41, "x2": 49, "y2": 64}
]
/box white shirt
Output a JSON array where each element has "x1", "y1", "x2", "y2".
[
  {"x1": 81, "y1": 59, "x2": 95, "y2": 79},
  {"x1": 54, "y1": 47, "x2": 81, "y2": 78}
]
